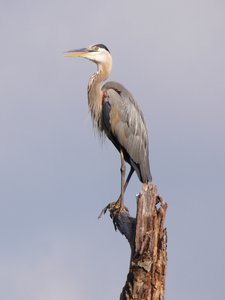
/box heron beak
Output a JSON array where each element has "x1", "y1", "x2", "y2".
[{"x1": 64, "y1": 48, "x2": 90, "y2": 58}]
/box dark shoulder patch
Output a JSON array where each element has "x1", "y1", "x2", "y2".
[{"x1": 102, "y1": 100, "x2": 111, "y2": 133}]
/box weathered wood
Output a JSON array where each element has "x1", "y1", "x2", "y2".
[{"x1": 107, "y1": 183, "x2": 167, "y2": 300}]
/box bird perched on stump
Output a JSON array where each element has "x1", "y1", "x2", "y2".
[{"x1": 64, "y1": 44, "x2": 152, "y2": 213}]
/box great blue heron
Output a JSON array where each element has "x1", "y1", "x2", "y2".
[{"x1": 64, "y1": 44, "x2": 152, "y2": 212}]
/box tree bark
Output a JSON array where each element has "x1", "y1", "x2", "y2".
[{"x1": 106, "y1": 183, "x2": 167, "y2": 300}]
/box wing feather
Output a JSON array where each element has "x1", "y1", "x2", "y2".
[{"x1": 102, "y1": 81, "x2": 151, "y2": 182}]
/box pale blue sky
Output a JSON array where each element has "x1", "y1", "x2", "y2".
[{"x1": 1, "y1": 0, "x2": 225, "y2": 299}]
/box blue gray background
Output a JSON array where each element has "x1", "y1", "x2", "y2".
[{"x1": 1, "y1": 1, "x2": 225, "y2": 299}]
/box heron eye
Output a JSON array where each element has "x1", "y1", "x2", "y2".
[{"x1": 91, "y1": 46, "x2": 98, "y2": 52}]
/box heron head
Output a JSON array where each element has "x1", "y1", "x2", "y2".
[{"x1": 64, "y1": 44, "x2": 112, "y2": 67}]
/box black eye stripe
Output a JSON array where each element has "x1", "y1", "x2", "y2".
[{"x1": 92, "y1": 44, "x2": 110, "y2": 53}]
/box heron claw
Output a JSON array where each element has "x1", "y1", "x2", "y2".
[
  {"x1": 98, "y1": 203, "x2": 112, "y2": 219},
  {"x1": 98, "y1": 201, "x2": 128, "y2": 219}
]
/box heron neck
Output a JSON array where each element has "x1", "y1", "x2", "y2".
[{"x1": 87, "y1": 64, "x2": 111, "y2": 130}]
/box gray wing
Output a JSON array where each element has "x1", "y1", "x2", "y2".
[{"x1": 102, "y1": 81, "x2": 152, "y2": 183}]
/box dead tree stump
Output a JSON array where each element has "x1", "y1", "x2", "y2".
[{"x1": 106, "y1": 183, "x2": 167, "y2": 300}]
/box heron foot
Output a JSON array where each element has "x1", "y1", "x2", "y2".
[
  {"x1": 98, "y1": 194, "x2": 127, "y2": 217},
  {"x1": 98, "y1": 201, "x2": 128, "y2": 230}
]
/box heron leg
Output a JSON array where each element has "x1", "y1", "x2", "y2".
[
  {"x1": 98, "y1": 154, "x2": 134, "y2": 219},
  {"x1": 117, "y1": 150, "x2": 126, "y2": 208},
  {"x1": 98, "y1": 164, "x2": 134, "y2": 219},
  {"x1": 115, "y1": 151, "x2": 134, "y2": 210},
  {"x1": 123, "y1": 166, "x2": 134, "y2": 193},
  {"x1": 116, "y1": 165, "x2": 134, "y2": 207}
]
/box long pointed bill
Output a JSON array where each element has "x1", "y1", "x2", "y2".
[{"x1": 64, "y1": 48, "x2": 89, "y2": 58}]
